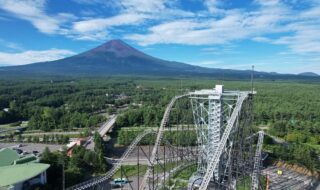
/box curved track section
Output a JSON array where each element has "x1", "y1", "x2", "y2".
[
  {"x1": 67, "y1": 94, "x2": 189, "y2": 190},
  {"x1": 140, "y1": 94, "x2": 189, "y2": 190},
  {"x1": 67, "y1": 129, "x2": 157, "y2": 190}
]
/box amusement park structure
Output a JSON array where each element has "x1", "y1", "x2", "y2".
[{"x1": 67, "y1": 84, "x2": 265, "y2": 190}]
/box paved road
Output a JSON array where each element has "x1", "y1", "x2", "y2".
[
  {"x1": 0, "y1": 126, "x2": 27, "y2": 133},
  {"x1": 22, "y1": 131, "x2": 80, "y2": 136},
  {"x1": 119, "y1": 176, "x2": 142, "y2": 190},
  {"x1": 85, "y1": 115, "x2": 118, "y2": 150},
  {"x1": 98, "y1": 115, "x2": 117, "y2": 137}
]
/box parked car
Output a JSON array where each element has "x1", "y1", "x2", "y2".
[
  {"x1": 110, "y1": 178, "x2": 129, "y2": 188},
  {"x1": 15, "y1": 149, "x2": 23, "y2": 154}
]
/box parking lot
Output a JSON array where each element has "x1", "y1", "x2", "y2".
[{"x1": 0, "y1": 142, "x2": 62, "y2": 154}]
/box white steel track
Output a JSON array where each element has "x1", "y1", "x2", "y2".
[
  {"x1": 68, "y1": 94, "x2": 189, "y2": 190},
  {"x1": 67, "y1": 90, "x2": 256, "y2": 190},
  {"x1": 140, "y1": 94, "x2": 189, "y2": 190},
  {"x1": 251, "y1": 131, "x2": 264, "y2": 190},
  {"x1": 67, "y1": 129, "x2": 157, "y2": 190}
]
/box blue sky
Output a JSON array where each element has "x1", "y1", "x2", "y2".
[{"x1": 0, "y1": 0, "x2": 319, "y2": 74}]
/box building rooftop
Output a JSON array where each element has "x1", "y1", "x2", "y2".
[
  {"x1": 0, "y1": 163, "x2": 50, "y2": 187},
  {"x1": 0, "y1": 148, "x2": 20, "y2": 167},
  {"x1": 66, "y1": 141, "x2": 77, "y2": 149},
  {"x1": 13, "y1": 154, "x2": 37, "y2": 165}
]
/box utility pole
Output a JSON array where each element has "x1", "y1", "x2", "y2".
[
  {"x1": 58, "y1": 155, "x2": 65, "y2": 190},
  {"x1": 251, "y1": 65, "x2": 254, "y2": 93},
  {"x1": 62, "y1": 161, "x2": 65, "y2": 190}
]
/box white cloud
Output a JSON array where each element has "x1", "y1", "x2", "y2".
[
  {"x1": 0, "y1": 49, "x2": 75, "y2": 66},
  {"x1": 0, "y1": 0, "x2": 76, "y2": 34},
  {"x1": 0, "y1": 0, "x2": 57, "y2": 34},
  {"x1": 252, "y1": 37, "x2": 272, "y2": 43},
  {"x1": 272, "y1": 21, "x2": 320, "y2": 54},
  {"x1": 126, "y1": 0, "x2": 320, "y2": 58},
  {"x1": 254, "y1": 0, "x2": 281, "y2": 7},
  {"x1": 0, "y1": 0, "x2": 192, "y2": 41},
  {"x1": 204, "y1": 0, "x2": 224, "y2": 13},
  {"x1": 0, "y1": 38, "x2": 23, "y2": 50},
  {"x1": 69, "y1": 13, "x2": 149, "y2": 41},
  {"x1": 201, "y1": 44, "x2": 238, "y2": 55},
  {"x1": 126, "y1": 0, "x2": 291, "y2": 46},
  {"x1": 0, "y1": 0, "x2": 319, "y2": 59},
  {"x1": 120, "y1": 0, "x2": 167, "y2": 13},
  {"x1": 70, "y1": 0, "x2": 195, "y2": 40},
  {"x1": 70, "y1": 31, "x2": 109, "y2": 41},
  {"x1": 252, "y1": 0, "x2": 320, "y2": 54},
  {"x1": 73, "y1": 13, "x2": 146, "y2": 33},
  {"x1": 126, "y1": 13, "x2": 250, "y2": 46}
]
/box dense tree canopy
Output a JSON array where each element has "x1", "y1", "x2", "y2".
[{"x1": 0, "y1": 77, "x2": 319, "y2": 171}]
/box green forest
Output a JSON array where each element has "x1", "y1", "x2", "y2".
[
  {"x1": 0, "y1": 77, "x2": 319, "y2": 172},
  {"x1": 39, "y1": 132, "x2": 108, "y2": 189}
]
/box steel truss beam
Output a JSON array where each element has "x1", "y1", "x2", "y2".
[{"x1": 67, "y1": 85, "x2": 261, "y2": 190}]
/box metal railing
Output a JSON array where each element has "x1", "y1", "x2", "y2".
[
  {"x1": 68, "y1": 94, "x2": 190, "y2": 190},
  {"x1": 66, "y1": 129, "x2": 157, "y2": 190},
  {"x1": 251, "y1": 131, "x2": 264, "y2": 190},
  {"x1": 140, "y1": 94, "x2": 189, "y2": 189}
]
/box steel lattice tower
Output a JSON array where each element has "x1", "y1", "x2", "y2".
[
  {"x1": 189, "y1": 85, "x2": 258, "y2": 189},
  {"x1": 66, "y1": 84, "x2": 264, "y2": 190},
  {"x1": 207, "y1": 86, "x2": 223, "y2": 180}
]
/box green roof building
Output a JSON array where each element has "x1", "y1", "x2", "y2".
[
  {"x1": 0, "y1": 148, "x2": 50, "y2": 190},
  {"x1": 0, "y1": 148, "x2": 20, "y2": 167},
  {"x1": 0, "y1": 163, "x2": 50, "y2": 189}
]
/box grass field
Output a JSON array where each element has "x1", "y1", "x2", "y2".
[{"x1": 112, "y1": 162, "x2": 193, "y2": 179}]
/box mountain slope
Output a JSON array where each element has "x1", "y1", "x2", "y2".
[
  {"x1": 0, "y1": 40, "x2": 319, "y2": 79},
  {"x1": 298, "y1": 72, "x2": 319, "y2": 77},
  {"x1": 1, "y1": 40, "x2": 205, "y2": 75}
]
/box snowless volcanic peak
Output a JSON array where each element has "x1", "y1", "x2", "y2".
[
  {"x1": 2, "y1": 39, "x2": 301, "y2": 79},
  {"x1": 88, "y1": 39, "x2": 149, "y2": 58}
]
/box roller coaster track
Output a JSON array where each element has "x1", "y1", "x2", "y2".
[
  {"x1": 198, "y1": 92, "x2": 249, "y2": 190},
  {"x1": 251, "y1": 131, "x2": 264, "y2": 190},
  {"x1": 68, "y1": 91, "x2": 255, "y2": 190},
  {"x1": 140, "y1": 94, "x2": 189, "y2": 190},
  {"x1": 67, "y1": 94, "x2": 189, "y2": 190},
  {"x1": 67, "y1": 129, "x2": 157, "y2": 190}
]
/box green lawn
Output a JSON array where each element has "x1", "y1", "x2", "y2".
[
  {"x1": 112, "y1": 165, "x2": 148, "y2": 178},
  {"x1": 172, "y1": 164, "x2": 197, "y2": 180},
  {"x1": 112, "y1": 161, "x2": 189, "y2": 179}
]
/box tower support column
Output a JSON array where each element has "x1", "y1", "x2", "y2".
[{"x1": 208, "y1": 85, "x2": 223, "y2": 180}]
